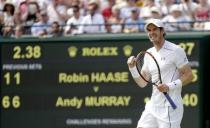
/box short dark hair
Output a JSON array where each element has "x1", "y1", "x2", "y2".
[{"x1": 73, "y1": 5, "x2": 80, "y2": 13}]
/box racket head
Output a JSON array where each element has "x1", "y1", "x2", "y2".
[{"x1": 135, "y1": 51, "x2": 162, "y2": 85}]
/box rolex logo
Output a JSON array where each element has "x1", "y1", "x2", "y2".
[
  {"x1": 68, "y1": 46, "x2": 78, "y2": 58},
  {"x1": 123, "y1": 45, "x2": 133, "y2": 57}
]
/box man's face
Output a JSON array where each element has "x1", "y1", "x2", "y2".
[
  {"x1": 88, "y1": 3, "x2": 97, "y2": 14},
  {"x1": 40, "y1": 13, "x2": 48, "y2": 22},
  {"x1": 146, "y1": 24, "x2": 163, "y2": 43},
  {"x1": 52, "y1": 23, "x2": 60, "y2": 32}
]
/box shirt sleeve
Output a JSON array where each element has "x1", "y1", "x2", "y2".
[
  {"x1": 174, "y1": 47, "x2": 189, "y2": 68},
  {"x1": 64, "y1": 19, "x2": 72, "y2": 33},
  {"x1": 78, "y1": 17, "x2": 86, "y2": 34}
]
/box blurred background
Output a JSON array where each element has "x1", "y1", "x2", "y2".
[{"x1": 0, "y1": 0, "x2": 210, "y2": 38}]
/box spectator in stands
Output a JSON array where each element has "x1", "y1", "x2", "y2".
[
  {"x1": 140, "y1": 0, "x2": 161, "y2": 21},
  {"x1": 193, "y1": 0, "x2": 210, "y2": 30},
  {"x1": 13, "y1": 0, "x2": 40, "y2": 35},
  {"x1": 203, "y1": 18, "x2": 210, "y2": 30},
  {"x1": 179, "y1": 0, "x2": 198, "y2": 20},
  {"x1": 150, "y1": 6, "x2": 162, "y2": 19},
  {"x1": 14, "y1": 9, "x2": 22, "y2": 25},
  {"x1": 78, "y1": 0, "x2": 106, "y2": 34},
  {"x1": 49, "y1": 21, "x2": 63, "y2": 37},
  {"x1": 65, "y1": 5, "x2": 84, "y2": 35},
  {"x1": 14, "y1": 24, "x2": 23, "y2": 38},
  {"x1": 36, "y1": 0, "x2": 51, "y2": 11},
  {"x1": 160, "y1": 0, "x2": 175, "y2": 17},
  {"x1": 46, "y1": 0, "x2": 68, "y2": 25},
  {"x1": 196, "y1": 0, "x2": 210, "y2": 20},
  {"x1": 102, "y1": 0, "x2": 115, "y2": 21},
  {"x1": 70, "y1": 0, "x2": 86, "y2": 16},
  {"x1": 2, "y1": 0, "x2": 15, "y2": 37},
  {"x1": 26, "y1": 1, "x2": 40, "y2": 26},
  {"x1": 0, "y1": 0, "x2": 209, "y2": 37},
  {"x1": 25, "y1": 1, "x2": 40, "y2": 33},
  {"x1": 31, "y1": 10, "x2": 51, "y2": 37},
  {"x1": 120, "y1": 0, "x2": 139, "y2": 20},
  {"x1": 106, "y1": 5, "x2": 124, "y2": 33},
  {"x1": 123, "y1": 7, "x2": 144, "y2": 33},
  {"x1": 15, "y1": 0, "x2": 29, "y2": 25},
  {"x1": 162, "y1": 4, "x2": 192, "y2": 31}
]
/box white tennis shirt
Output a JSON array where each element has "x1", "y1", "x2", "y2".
[{"x1": 143, "y1": 40, "x2": 189, "y2": 107}]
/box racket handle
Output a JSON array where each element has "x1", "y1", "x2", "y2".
[{"x1": 164, "y1": 93, "x2": 177, "y2": 109}]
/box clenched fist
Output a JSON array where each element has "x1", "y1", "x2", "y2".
[{"x1": 127, "y1": 56, "x2": 137, "y2": 68}]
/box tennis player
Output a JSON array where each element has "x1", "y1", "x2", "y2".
[{"x1": 127, "y1": 19, "x2": 193, "y2": 128}]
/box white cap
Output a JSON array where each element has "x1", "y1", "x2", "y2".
[
  {"x1": 150, "y1": 6, "x2": 161, "y2": 14},
  {"x1": 144, "y1": 19, "x2": 164, "y2": 32},
  {"x1": 170, "y1": 4, "x2": 182, "y2": 13}
]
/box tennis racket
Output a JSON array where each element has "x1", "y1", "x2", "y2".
[{"x1": 136, "y1": 51, "x2": 177, "y2": 109}]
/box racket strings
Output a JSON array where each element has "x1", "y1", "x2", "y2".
[
  {"x1": 136, "y1": 52, "x2": 162, "y2": 85},
  {"x1": 136, "y1": 53, "x2": 152, "y2": 83}
]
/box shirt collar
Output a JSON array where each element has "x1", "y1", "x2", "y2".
[{"x1": 159, "y1": 40, "x2": 169, "y2": 52}]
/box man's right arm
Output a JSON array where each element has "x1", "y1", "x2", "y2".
[{"x1": 127, "y1": 56, "x2": 148, "y2": 88}]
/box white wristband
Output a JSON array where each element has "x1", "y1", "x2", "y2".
[
  {"x1": 129, "y1": 66, "x2": 140, "y2": 78},
  {"x1": 167, "y1": 79, "x2": 182, "y2": 90}
]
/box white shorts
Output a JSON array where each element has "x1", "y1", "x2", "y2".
[{"x1": 137, "y1": 103, "x2": 183, "y2": 128}]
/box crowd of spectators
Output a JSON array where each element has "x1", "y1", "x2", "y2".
[{"x1": 0, "y1": 0, "x2": 209, "y2": 38}]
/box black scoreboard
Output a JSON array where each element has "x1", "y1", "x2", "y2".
[{"x1": 1, "y1": 38, "x2": 200, "y2": 128}]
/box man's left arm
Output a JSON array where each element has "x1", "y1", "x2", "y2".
[
  {"x1": 157, "y1": 64, "x2": 193, "y2": 92},
  {"x1": 157, "y1": 47, "x2": 193, "y2": 92},
  {"x1": 165, "y1": 47, "x2": 194, "y2": 91}
]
